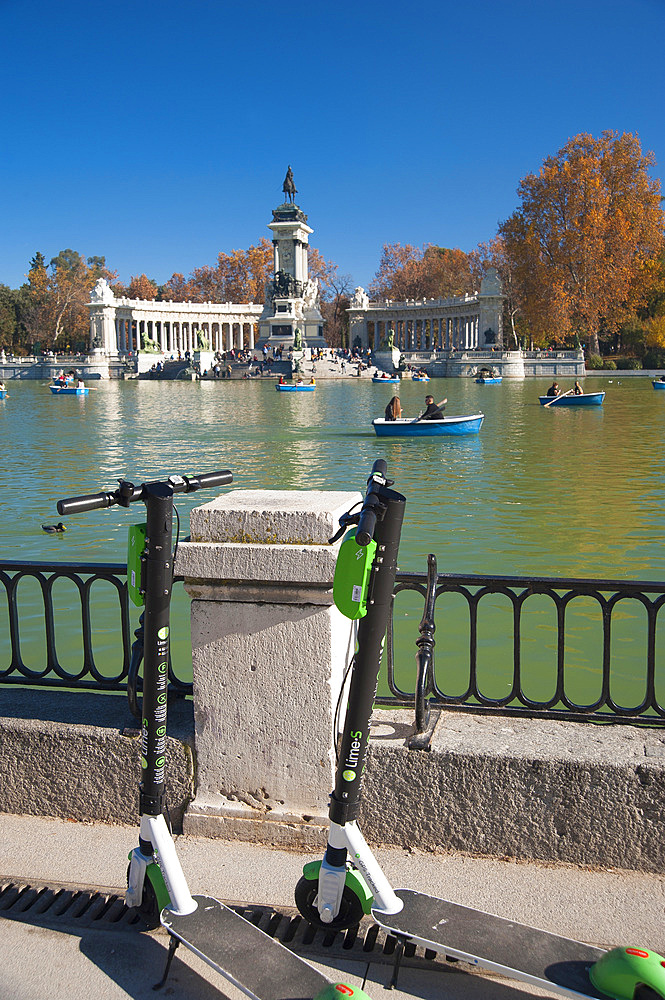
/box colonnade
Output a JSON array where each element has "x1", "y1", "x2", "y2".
[
  {"x1": 88, "y1": 281, "x2": 265, "y2": 358},
  {"x1": 347, "y1": 272, "x2": 504, "y2": 355},
  {"x1": 364, "y1": 313, "x2": 480, "y2": 352},
  {"x1": 114, "y1": 316, "x2": 258, "y2": 355}
]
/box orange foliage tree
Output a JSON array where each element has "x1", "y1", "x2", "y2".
[
  {"x1": 498, "y1": 131, "x2": 665, "y2": 353},
  {"x1": 187, "y1": 238, "x2": 274, "y2": 302},
  {"x1": 19, "y1": 250, "x2": 117, "y2": 351},
  {"x1": 127, "y1": 274, "x2": 159, "y2": 300},
  {"x1": 369, "y1": 243, "x2": 475, "y2": 301}
]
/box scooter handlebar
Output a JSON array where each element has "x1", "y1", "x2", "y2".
[
  {"x1": 57, "y1": 469, "x2": 233, "y2": 516},
  {"x1": 57, "y1": 492, "x2": 115, "y2": 515},
  {"x1": 355, "y1": 461, "x2": 389, "y2": 546},
  {"x1": 184, "y1": 470, "x2": 233, "y2": 492}
]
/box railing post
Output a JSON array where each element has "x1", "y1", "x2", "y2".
[
  {"x1": 413, "y1": 553, "x2": 437, "y2": 734},
  {"x1": 174, "y1": 488, "x2": 362, "y2": 847}
]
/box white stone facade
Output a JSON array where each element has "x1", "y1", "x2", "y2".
[
  {"x1": 88, "y1": 279, "x2": 263, "y2": 357},
  {"x1": 348, "y1": 268, "x2": 505, "y2": 353}
]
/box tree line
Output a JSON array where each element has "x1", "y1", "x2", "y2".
[{"x1": 1, "y1": 130, "x2": 663, "y2": 360}]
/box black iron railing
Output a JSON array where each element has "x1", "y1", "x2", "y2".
[
  {"x1": 383, "y1": 556, "x2": 665, "y2": 730},
  {"x1": 2, "y1": 557, "x2": 664, "y2": 729},
  {"x1": 0, "y1": 560, "x2": 191, "y2": 718}
]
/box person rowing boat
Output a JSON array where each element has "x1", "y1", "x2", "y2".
[{"x1": 417, "y1": 394, "x2": 447, "y2": 420}]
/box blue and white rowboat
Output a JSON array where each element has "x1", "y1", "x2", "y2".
[
  {"x1": 652, "y1": 380, "x2": 665, "y2": 390},
  {"x1": 372, "y1": 376, "x2": 401, "y2": 384},
  {"x1": 275, "y1": 382, "x2": 315, "y2": 392},
  {"x1": 373, "y1": 414, "x2": 484, "y2": 436},
  {"x1": 49, "y1": 385, "x2": 88, "y2": 395},
  {"x1": 538, "y1": 392, "x2": 605, "y2": 406}
]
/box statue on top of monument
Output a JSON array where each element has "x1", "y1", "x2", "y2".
[{"x1": 282, "y1": 165, "x2": 297, "y2": 204}]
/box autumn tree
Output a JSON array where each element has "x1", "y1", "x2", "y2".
[
  {"x1": 314, "y1": 258, "x2": 353, "y2": 347},
  {"x1": 161, "y1": 273, "x2": 196, "y2": 302},
  {"x1": 127, "y1": 274, "x2": 159, "y2": 300},
  {"x1": 369, "y1": 243, "x2": 475, "y2": 301},
  {"x1": 189, "y1": 238, "x2": 274, "y2": 302},
  {"x1": 17, "y1": 250, "x2": 117, "y2": 351},
  {"x1": 498, "y1": 131, "x2": 665, "y2": 354}
]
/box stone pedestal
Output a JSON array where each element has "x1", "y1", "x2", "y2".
[{"x1": 175, "y1": 489, "x2": 361, "y2": 846}]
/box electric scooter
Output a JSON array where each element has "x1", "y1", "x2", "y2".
[
  {"x1": 294, "y1": 459, "x2": 665, "y2": 1000},
  {"x1": 57, "y1": 469, "x2": 374, "y2": 1000}
]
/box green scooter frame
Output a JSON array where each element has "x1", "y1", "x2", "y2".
[{"x1": 295, "y1": 459, "x2": 665, "y2": 1000}]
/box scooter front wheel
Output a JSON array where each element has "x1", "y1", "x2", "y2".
[{"x1": 295, "y1": 875, "x2": 365, "y2": 931}]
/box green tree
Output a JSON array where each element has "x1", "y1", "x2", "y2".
[{"x1": 0, "y1": 284, "x2": 18, "y2": 348}]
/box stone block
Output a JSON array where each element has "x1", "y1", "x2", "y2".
[{"x1": 189, "y1": 489, "x2": 361, "y2": 545}]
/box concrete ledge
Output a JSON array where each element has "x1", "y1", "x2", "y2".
[
  {"x1": 183, "y1": 797, "x2": 329, "y2": 850},
  {"x1": 361, "y1": 710, "x2": 665, "y2": 872},
  {"x1": 2, "y1": 691, "x2": 664, "y2": 872},
  {"x1": 0, "y1": 689, "x2": 194, "y2": 831}
]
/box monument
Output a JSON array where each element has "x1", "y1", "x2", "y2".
[{"x1": 257, "y1": 168, "x2": 325, "y2": 350}]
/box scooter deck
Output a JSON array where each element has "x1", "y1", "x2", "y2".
[
  {"x1": 161, "y1": 895, "x2": 332, "y2": 1000},
  {"x1": 373, "y1": 889, "x2": 606, "y2": 1000}
]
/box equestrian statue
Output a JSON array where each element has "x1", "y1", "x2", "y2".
[{"x1": 282, "y1": 166, "x2": 297, "y2": 203}]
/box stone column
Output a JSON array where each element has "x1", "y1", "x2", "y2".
[{"x1": 175, "y1": 488, "x2": 362, "y2": 846}]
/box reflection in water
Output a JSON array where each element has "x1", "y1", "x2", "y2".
[
  {"x1": 1, "y1": 377, "x2": 663, "y2": 577},
  {"x1": 1, "y1": 377, "x2": 663, "y2": 696}
]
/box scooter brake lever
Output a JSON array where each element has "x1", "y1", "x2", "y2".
[{"x1": 329, "y1": 511, "x2": 360, "y2": 544}]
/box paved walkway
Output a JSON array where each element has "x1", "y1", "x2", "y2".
[{"x1": 2, "y1": 813, "x2": 664, "y2": 1000}]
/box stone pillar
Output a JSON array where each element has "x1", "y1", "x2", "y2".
[{"x1": 175, "y1": 488, "x2": 362, "y2": 846}]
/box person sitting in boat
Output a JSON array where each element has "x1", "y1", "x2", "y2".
[
  {"x1": 546, "y1": 381, "x2": 560, "y2": 397},
  {"x1": 573, "y1": 380, "x2": 583, "y2": 395},
  {"x1": 0, "y1": 381, "x2": 5, "y2": 392},
  {"x1": 76, "y1": 378, "x2": 85, "y2": 388},
  {"x1": 384, "y1": 395, "x2": 402, "y2": 421},
  {"x1": 418, "y1": 394, "x2": 447, "y2": 420},
  {"x1": 309, "y1": 377, "x2": 316, "y2": 384},
  {"x1": 279, "y1": 375, "x2": 286, "y2": 384}
]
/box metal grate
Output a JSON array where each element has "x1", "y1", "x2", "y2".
[{"x1": 0, "y1": 876, "x2": 446, "y2": 971}]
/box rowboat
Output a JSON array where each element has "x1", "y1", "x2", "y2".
[
  {"x1": 411, "y1": 375, "x2": 430, "y2": 382},
  {"x1": 373, "y1": 414, "x2": 484, "y2": 436},
  {"x1": 372, "y1": 375, "x2": 401, "y2": 383},
  {"x1": 652, "y1": 380, "x2": 665, "y2": 390},
  {"x1": 49, "y1": 385, "x2": 88, "y2": 396},
  {"x1": 539, "y1": 392, "x2": 605, "y2": 407},
  {"x1": 275, "y1": 382, "x2": 315, "y2": 392},
  {"x1": 0, "y1": 389, "x2": 7, "y2": 399},
  {"x1": 476, "y1": 375, "x2": 502, "y2": 384}
]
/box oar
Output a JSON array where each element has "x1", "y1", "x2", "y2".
[
  {"x1": 544, "y1": 388, "x2": 573, "y2": 407},
  {"x1": 413, "y1": 397, "x2": 447, "y2": 422}
]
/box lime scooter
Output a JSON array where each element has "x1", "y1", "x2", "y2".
[
  {"x1": 294, "y1": 459, "x2": 665, "y2": 1000},
  {"x1": 57, "y1": 469, "x2": 373, "y2": 1000}
]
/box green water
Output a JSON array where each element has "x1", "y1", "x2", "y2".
[{"x1": 1, "y1": 376, "x2": 663, "y2": 702}]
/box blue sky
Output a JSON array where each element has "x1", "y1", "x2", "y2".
[{"x1": 1, "y1": 0, "x2": 663, "y2": 293}]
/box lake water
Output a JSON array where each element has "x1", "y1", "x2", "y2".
[{"x1": 1, "y1": 376, "x2": 664, "y2": 700}]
